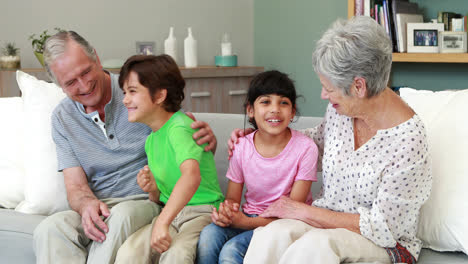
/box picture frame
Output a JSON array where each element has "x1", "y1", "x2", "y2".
[
  {"x1": 407, "y1": 23, "x2": 444, "y2": 53},
  {"x1": 439, "y1": 31, "x2": 467, "y2": 53},
  {"x1": 136, "y1": 41, "x2": 155, "y2": 55}
]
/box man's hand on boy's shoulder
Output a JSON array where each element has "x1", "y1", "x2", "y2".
[{"x1": 186, "y1": 112, "x2": 217, "y2": 154}]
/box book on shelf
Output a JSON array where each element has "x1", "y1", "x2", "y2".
[
  {"x1": 452, "y1": 18, "x2": 464, "y2": 32},
  {"x1": 355, "y1": 0, "x2": 364, "y2": 16},
  {"x1": 357, "y1": 0, "x2": 422, "y2": 52},
  {"x1": 438, "y1": 12, "x2": 466, "y2": 32},
  {"x1": 439, "y1": 12, "x2": 458, "y2": 31},
  {"x1": 392, "y1": 0, "x2": 421, "y2": 52},
  {"x1": 364, "y1": 0, "x2": 371, "y2": 16},
  {"x1": 395, "y1": 13, "x2": 423, "y2": 52}
]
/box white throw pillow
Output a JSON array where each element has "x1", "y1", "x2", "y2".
[
  {"x1": 400, "y1": 87, "x2": 468, "y2": 254},
  {"x1": 0, "y1": 97, "x2": 25, "y2": 209},
  {"x1": 14, "y1": 70, "x2": 70, "y2": 215}
]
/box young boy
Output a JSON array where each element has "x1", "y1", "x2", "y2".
[{"x1": 114, "y1": 55, "x2": 224, "y2": 263}]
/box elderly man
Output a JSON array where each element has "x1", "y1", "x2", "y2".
[{"x1": 33, "y1": 31, "x2": 217, "y2": 264}]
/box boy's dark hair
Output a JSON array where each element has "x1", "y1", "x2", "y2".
[
  {"x1": 119, "y1": 54, "x2": 185, "y2": 112},
  {"x1": 244, "y1": 70, "x2": 298, "y2": 129}
]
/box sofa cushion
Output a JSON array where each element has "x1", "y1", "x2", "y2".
[
  {"x1": 14, "y1": 71, "x2": 70, "y2": 215},
  {"x1": 400, "y1": 88, "x2": 468, "y2": 254},
  {"x1": 0, "y1": 97, "x2": 25, "y2": 209},
  {"x1": 0, "y1": 208, "x2": 46, "y2": 264}
]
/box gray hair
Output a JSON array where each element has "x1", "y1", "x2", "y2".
[
  {"x1": 312, "y1": 16, "x2": 392, "y2": 97},
  {"x1": 43, "y1": 31, "x2": 97, "y2": 84}
]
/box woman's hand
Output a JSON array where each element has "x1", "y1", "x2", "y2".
[
  {"x1": 227, "y1": 128, "x2": 255, "y2": 157},
  {"x1": 151, "y1": 219, "x2": 172, "y2": 254},
  {"x1": 260, "y1": 196, "x2": 306, "y2": 219}
]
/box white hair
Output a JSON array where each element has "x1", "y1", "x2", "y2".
[
  {"x1": 312, "y1": 16, "x2": 392, "y2": 97},
  {"x1": 43, "y1": 31, "x2": 97, "y2": 84}
]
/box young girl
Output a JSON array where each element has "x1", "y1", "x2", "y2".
[
  {"x1": 196, "y1": 70, "x2": 319, "y2": 264},
  {"x1": 114, "y1": 55, "x2": 224, "y2": 263}
]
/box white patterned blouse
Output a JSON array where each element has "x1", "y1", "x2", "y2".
[{"x1": 301, "y1": 104, "x2": 432, "y2": 260}]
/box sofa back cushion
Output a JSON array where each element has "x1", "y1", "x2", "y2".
[
  {"x1": 0, "y1": 97, "x2": 25, "y2": 209},
  {"x1": 400, "y1": 87, "x2": 468, "y2": 254},
  {"x1": 14, "y1": 71, "x2": 70, "y2": 215}
]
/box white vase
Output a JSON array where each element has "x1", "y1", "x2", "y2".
[
  {"x1": 184, "y1": 27, "x2": 198, "y2": 68},
  {"x1": 164, "y1": 27, "x2": 178, "y2": 64}
]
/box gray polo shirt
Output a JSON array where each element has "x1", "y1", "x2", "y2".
[{"x1": 51, "y1": 72, "x2": 151, "y2": 199}]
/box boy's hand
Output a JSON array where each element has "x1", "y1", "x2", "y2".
[
  {"x1": 137, "y1": 165, "x2": 158, "y2": 193},
  {"x1": 151, "y1": 219, "x2": 172, "y2": 254}
]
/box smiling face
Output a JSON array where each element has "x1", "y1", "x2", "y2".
[
  {"x1": 319, "y1": 73, "x2": 357, "y2": 116},
  {"x1": 122, "y1": 71, "x2": 161, "y2": 125},
  {"x1": 248, "y1": 94, "x2": 296, "y2": 137},
  {"x1": 50, "y1": 40, "x2": 108, "y2": 110}
]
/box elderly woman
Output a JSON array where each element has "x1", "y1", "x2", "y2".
[{"x1": 229, "y1": 16, "x2": 432, "y2": 264}]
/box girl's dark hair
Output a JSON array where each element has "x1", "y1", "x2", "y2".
[
  {"x1": 244, "y1": 70, "x2": 298, "y2": 129},
  {"x1": 119, "y1": 54, "x2": 185, "y2": 112}
]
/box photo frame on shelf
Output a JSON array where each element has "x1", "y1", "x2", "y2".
[
  {"x1": 439, "y1": 31, "x2": 467, "y2": 53},
  {"x1": 407, "y1": 23, "x2": 444, "y2": 53},
  {"x1": 136, "y1": 41, "x2": 155, "y2": 55}
]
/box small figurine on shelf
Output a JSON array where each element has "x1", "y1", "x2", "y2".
[{"x1": 0, "y1": 42, "x2": 21, "y2": 70}]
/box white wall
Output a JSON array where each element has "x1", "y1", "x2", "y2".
[{"x1": 0, "y1": 0, "x2": 254, "y2": 68}]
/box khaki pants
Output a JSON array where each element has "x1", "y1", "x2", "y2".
[
  {"x1": 115, "y1": 204, "x2": 212, "y2": 264},
  {"x1": 244, "y1": 219, "x2": 392, "y2": 264},
  {"x1": 33, "y1": 194, "x2": 160, "y2": 264}
]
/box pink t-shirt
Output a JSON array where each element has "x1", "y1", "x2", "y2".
[{"x1": 227, "y1": 129, "x2": 319, "y2": 215}]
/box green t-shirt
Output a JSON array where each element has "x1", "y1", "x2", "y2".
[{"x1": 145, "y1": 111, "x2": 224, "y2": 208}]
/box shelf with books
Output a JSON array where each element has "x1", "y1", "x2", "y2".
[{"x1": 348, "y1": 0, "x2": 468, "y2": 63}]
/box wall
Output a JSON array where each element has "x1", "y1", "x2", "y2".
[
  {"x1": 0, "y1": 0, "x2": 254, "y2": 68},
  {"x1": 254, "y1": 0, "x2": 468, "y2": 116}
]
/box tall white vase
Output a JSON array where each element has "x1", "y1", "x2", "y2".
[
  {"x1": 164, "y1": 27, "x2": 178, "y2": 63},
  {"x1": 184, "y1": 27, "x2": 198, "y2": 68}
]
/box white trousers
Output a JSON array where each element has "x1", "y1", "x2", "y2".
[
  {"x1": 244, "y1": 219, "x2": 392, "y2": 264},
  {"x1": 33, "y1": 194, "x2": 160, "y2": 264}
]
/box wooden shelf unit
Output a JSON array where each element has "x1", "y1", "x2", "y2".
[
  {"x1": 0, "y1": 66, "x2": 264, "y2": 114},
  {"x1": 347, "y1": 0, "x2": 468, "y2": 63}
]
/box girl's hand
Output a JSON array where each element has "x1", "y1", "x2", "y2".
[
  {"x1": 227, "y1": 128, "x2": 255, "y2": 157},
  {"x1": 211, "y1": 203, "x2": 232, "y2": 227},
  {"x1": 211, "y1": 200, "x2": 240, "y2": 227},
  {"x1": 228, "y1": 209, "x2": 248, "y2": 229},
  {"x1": 151, "y1": 219, "x2": 172, "y2": 253},
  {"x1": 137, "y1": 166, "x2": 158, "y2": 193}
]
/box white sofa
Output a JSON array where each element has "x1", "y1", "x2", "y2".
[{"x1": 1, "y1": 72, "x2": 468, "y2": 263}]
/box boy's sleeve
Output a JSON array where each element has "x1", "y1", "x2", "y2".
[{"x1": 168, "y1": 125, "x2": 204, "y2": 166}]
